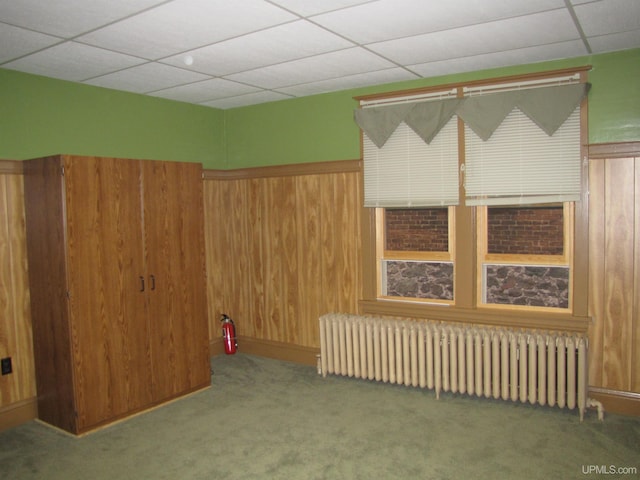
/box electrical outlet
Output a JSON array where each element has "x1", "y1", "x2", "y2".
[{"x1": 1, "y1": 357, "x2": 12, "y2": 375}]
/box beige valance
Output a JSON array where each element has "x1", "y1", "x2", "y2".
[
  {"x1": 355, "y1": 83, "x2": 590, "y2": 147},
  {"x1": 353, "y1": 103, "x2": 414, "y2": 148}
]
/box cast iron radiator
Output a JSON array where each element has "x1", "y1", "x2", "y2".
[{"x1": 319, "y1": 313, "x2": 595, "y2": 420}]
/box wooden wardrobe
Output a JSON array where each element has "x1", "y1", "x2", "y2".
[{"x1": 23, "y1": 155, "x2": 210, "y2": 435}]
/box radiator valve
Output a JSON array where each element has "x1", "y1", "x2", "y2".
[{"x1": 586, "y1": 398, "x2": 605, "y2": 421}]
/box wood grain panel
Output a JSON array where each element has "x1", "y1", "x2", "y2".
[
  {"x1": 203, "y1": 182, "x2": 217, "y2": 340},
  {"x1": 204, "y1": 181, "x2": 228, "y2": 341},
  {"x1": 229, "y1": 179, "x2": 252, "y2": 337},
  {"x1": 280, "y1": 177, "x2": 299, "y2": 344},
  {"x1": 142, "y1": 160, "x2": 210, "y2": 402},
  {"x1": 65, "y1": 157, "x2": 151, "y2": 429},
  {"x1": 261, "y1": 177, "x2": 280, "y2": 341},
  {"x1": 602, "y1": 157, "x2": 634, "y2": 391},
  {"x1": 247, "y1": 178, "x2": 264, "y2": 339},
  {"x1": 263, "y1": 177, "x2": 294, "y2": 342},
  {"x1": 207, "y1": 179, "x2": 239, "y2": 333},
  {"x1": 23, "y1": 156, "x2": 77, "y2": 432},
  {"x1": 295, "y1": 174, "x2": 323, "y2": 347},
  {"x1": 6, "y1": 175, "x2": 35, "y2": 402},
  {"x1": 225, "y1": 179, "x2": 250, "y2": 339},
  {"x1": 0, "y1": 174, "x2": 35, "y2": 407},
  {"x1": 320, "y1": 174, "x2": 338, "y2": 315},
  {"x1": 0, "y1": 175, "x2": 15, "y2": 404},
  {"x1": 588, "y1": 160, "x2": 605, "y2": 386},
  {"x1": 333, "y1": 172, "x2": 361, "y2": 314}
]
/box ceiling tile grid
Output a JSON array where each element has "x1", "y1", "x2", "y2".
[{"x1": 0, "y1": 0, "x2": 638, "y2": 109}]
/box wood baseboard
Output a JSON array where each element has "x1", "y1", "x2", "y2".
[
  {"x1": 210, "y1": 337, "x2": 225, "y2": 357},
  {"x1": 213, "y1": 336, "x2": 320, "y2": 366},
  {"x1": 589, "y1": 387, "x2": 640, "y2": 417},
  {"x1": 0, "y1": 397, "x2": 38, "y2": 432}
]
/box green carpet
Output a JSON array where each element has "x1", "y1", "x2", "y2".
[{"x1": 1, "y1": 354, "x2": 638, "y2": 479}]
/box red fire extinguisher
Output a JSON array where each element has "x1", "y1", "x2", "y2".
[{"x1": 221, "y1": 314, "x2": 237, "y2": 355}]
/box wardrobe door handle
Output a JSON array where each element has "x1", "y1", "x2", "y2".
[
  {"x1": 140, "y1": 276, "x2": 145, "y2": 292},
  {"x1": 150, "y1": 275, "x2": 156, "y2": 291}
]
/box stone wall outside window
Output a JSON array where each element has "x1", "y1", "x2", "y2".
[
  {"x1": 484, "y1": 264, "x2": 569, "y2": 308},
  {"x1": 384, "y1": 260, "x2": 453, "y2": 300}
]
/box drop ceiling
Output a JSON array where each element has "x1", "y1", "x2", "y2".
[{"x1": 1, "y1": 0, "x2": 638, "y2": 109}]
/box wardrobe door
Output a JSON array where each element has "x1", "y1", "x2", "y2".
[
  {"x1": 64, "y1": 156, "x2": 152, "y2": 431},
  {"x1": 141, "y1": 160, "x2": 210, "y2": 402}
]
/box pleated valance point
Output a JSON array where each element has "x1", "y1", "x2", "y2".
[{"x1": 355, "y1": 83, "x2": 590, "y2": 147}]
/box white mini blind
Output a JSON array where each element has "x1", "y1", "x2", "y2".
[
  {"x1": 363, "y1": 116, "x2": 459, "y2": 207},
  {"x1": 464, "y1": 106, "x2": 581, "y2": 206}
]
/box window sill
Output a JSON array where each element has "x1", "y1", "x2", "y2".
[{"x1": 359, "y1": 299, "x2": 590, "y2": 333}]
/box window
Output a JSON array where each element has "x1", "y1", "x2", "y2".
[
  {"x1": 357, "y1": 67, "x2": 591, "y2": 327},
  {"x1": 380, "y1": 207, "x2": 454, "y2": 303},
  {"x1": 356, "y1": 90, "x2": 460, "y2": 304},
  {"x1": 478, "y1": 203, "x2": 573, "y2": 310}
]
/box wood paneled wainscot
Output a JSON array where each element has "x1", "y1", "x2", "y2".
[
  {"x1": 23, "y1": 155, "x2": 210, "y2": 435},
  {"x1": 203, "y1": 160, "x2": 363, "y2": 364},
  {"x1": 588, "y1": 142, "x2": 640, "y2": 416},
  {"x1": 0, "y1": 160, "x2": 37, "y2": 431}
]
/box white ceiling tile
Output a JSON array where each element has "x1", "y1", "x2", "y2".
[
  {"x1": 84, "y1": 62, "x2": 209, "y2": 93},
  {"x1": 161, "y1": 21, "x2": 354, "y2": 76},
  {"x1": 201, "y1": 91, "x2": 293, "y2": 109},
  {"x1": 276, "y1": 67, "x2": 419, "y2": 97},
  {"x1": 313, "y1": 0, "x2": 566, "y2": 45},
  {"x1": 0, "y1": 23, "x2": 60, "y2": 63},
  {"x1": 150, "y1": 78, "x2": 260, "y2": 103},
  {"x1": 77, "y1": 0, "x2": 298, "y2": 60},
  {"x1": 0, "y1": 0, "x2": 166, "y2": 37},
  {"x1": 588, "y1": 30, "x2": 640, "y2": 53},
  {"x1": 1, "y1": 1, "x2": 638, "y2": 109},
  {"x1": 2, "y1": 41, "x2": 146, "y2": 81},
  {"x1": 409, "y1": 40, "x2": 588, "y2": 78},
  {"x1": 268, "y1": 0, "x2": 376, "y2": 17},
  {"x1": 574, "y1": 0, "x2": 640, "y2": 37},
  {"x1": 368, "y1": 10, "x2": 578, "y2": 66},
  {"x1": 226, "y1": 47, "x2": 396, "y2": 89}
]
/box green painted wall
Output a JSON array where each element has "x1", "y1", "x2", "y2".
[
  {"x1": 587, "y1": 49, "x2": 640, "y2": 143},
  {"x1": 1, "y1": 49, "x2": 638, "y2": 169},
  {"x1": 226, "y1": 48, "x2": 640, "y2": 168},
  {"x1": 0, "y1": 68, "x2": 226, "y2": 167}
]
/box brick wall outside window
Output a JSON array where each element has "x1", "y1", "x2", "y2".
[
  {"x1": 385, "y1": 208, "x2": 448, "y2": 252},
  {"x1": 385, "y1": 206, "x2": 563, "y2": 256},
  {"x1": 487, "y1": 206, "x2": 564, "y2": 255}
]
